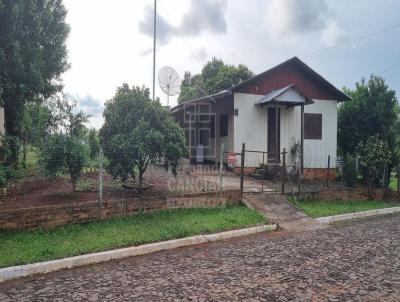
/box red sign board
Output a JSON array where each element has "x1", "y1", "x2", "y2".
[{"x1": 228, "y1": 153, "x2": 236, "y2": 168}]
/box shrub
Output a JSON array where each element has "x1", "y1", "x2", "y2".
[
  {"x1": 39, "y1": 105, "x2": 89, "y2": 191},
  {"x1": 0, "y1": 165, "x2": 8, "y2": 187},
  {"x1": 0, "y1": 165, "x2": 25, "y2": 188},
  {"x1": 343, "y1": 154, "x2": 357, "y2": 187},
  {"x1": 87, "y1": 128, "x2": 100, "y2": 159},
  {"x1": 357, "y1": 135, "x2": 391, "y2": 187}
]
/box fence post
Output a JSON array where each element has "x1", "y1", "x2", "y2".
[
  {"x1": 219, "y1": 143, "x2": 224, "y2": 204},
  {"x1": 99, "y1": 147, "x2": 103, "y2": 217},
  {"x1": 327, "y1": 154, "x2": 330, "y2": 188},
  {"x1": 240, "y1": 143, "x2": 245, "y2": 198},
  {"x1": 281, "y1": 148, "x2": 286, "y2": 194},
  {"x1": 341, "y1": 157, "x2": 344, "y2": 185}
]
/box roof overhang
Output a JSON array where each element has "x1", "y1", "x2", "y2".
[
  {"x1": 170, "y1": 89, "x2": 232, "y2": 113},
  {"x1": 255, "y1": 85, "x2": 314, "y2": 107}
]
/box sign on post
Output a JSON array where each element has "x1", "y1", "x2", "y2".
[{"x1": 228, "y1": 153, "x2": 236, "y2": 168}]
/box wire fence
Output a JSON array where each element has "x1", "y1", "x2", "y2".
[
  {"x1": 221, "y1": 143, "x2": 400, "y2": 197},
  {"x1": 0, "y1": 143, "x2": 399, "y2": 229}
]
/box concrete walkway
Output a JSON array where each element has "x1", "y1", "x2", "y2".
[{"x1": 243, "y1": 193, "x2": 327, "y2": 231}]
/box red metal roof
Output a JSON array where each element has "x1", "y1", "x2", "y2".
[{"x1": 233, "y1": 57, "x2": 351, "y2": 101}]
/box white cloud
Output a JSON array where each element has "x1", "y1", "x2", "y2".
[
  {"x1": 65, "y1": 93, "x2": 104, "y2": 129},
  {"x1": 321, "y1": 20, "x2": 346, "y2": 46},
  {"x1": 138, "y1": 0, "x2": 227, "y2": 47},
  {"x1": 265, "y1": 0, "x2": 345, "y2": 45},
  {"x1": 65, "y1": 93, "x2": 103, "y2": 116}
]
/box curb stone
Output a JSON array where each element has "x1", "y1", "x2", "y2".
[
  {"x1": 315, "y1": 206, "x2": 400, "y2": 224},
  {"x1": 0, "y1": 224, "x2": 276, "y2": 283}
]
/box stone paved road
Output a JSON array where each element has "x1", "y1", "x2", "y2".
[{"x1": 1, "y1": 214, "x2": 400, "y2": 301}]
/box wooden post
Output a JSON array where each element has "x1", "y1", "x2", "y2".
[
  {"x1": 99, "y1": 147, "x2": 103, "y2": 217},
  {"x1": 219, "y1": 143, "x2": 224, "y2": 204},
  {"x1": 262, "y1": 152, "x2": 265, "y2": 193},
  {"x1": 281, "y1": 148, "x2": 286, "y2": 194},
  {"x1": 240, "y1": 143, "x2": 245, "y2": 197},
  {"x1": 327, "y1": 154, "x2": 330, "y2": 188},
  {"x1": 275, "y1": 101, "x2": 279, "y2": 165}
]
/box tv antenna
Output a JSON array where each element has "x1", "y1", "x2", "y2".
[{"x1": 158, "y1": 66, "x2": 180, "y2": 107}]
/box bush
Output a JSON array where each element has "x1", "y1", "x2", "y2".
[
  {"x1": 0, "y1": 165, "x2": 25, "y2": 188},
  {"x1": 87, "y1": 128, "x2": 100, "y2": 159},
  {"x1": 0, "y1": 165, "x2": 8, "y2": 187},
  {"x1": 343, "y1": 154, "x2": 357, "y2": 187},
  {"x1": 357, "y1": 135, "x2": 391, "y2": 187},
  {"x1": 39, "y1": 104, "x2": 89, "y2": 191}
]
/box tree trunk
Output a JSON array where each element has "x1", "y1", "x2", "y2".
[
  {"x1": 138, "y1": 170, "x2": 144, "y2": 194},
  {"x1": 138, "y1": 170, "x2": 143, "y2": 188}
]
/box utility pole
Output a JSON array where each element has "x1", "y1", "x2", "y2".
[{"x1": 152, "y1": 0, "x2": 157, "y2": 101}]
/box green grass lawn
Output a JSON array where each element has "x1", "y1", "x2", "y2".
[
  {"x1": 294, "y1": 200, "x2": 400, "y2": 218},
  {"x1": 0, "y1": 205, "x2": 266, "y2": 268}
]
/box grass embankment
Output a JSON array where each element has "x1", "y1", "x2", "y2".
[
  {"x1": 294, "y1": 199, "x2": 399, "y2": 218},
  {"x1": 0, "y1": 205, "x2": 266, "y2": 268}
]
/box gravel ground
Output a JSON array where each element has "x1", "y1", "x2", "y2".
[{"x1": 1, "y1": 214, "x2": 400, "y2": 301}]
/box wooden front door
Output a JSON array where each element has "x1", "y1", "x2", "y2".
[{"x1": 267, "y1": 107, "x2": 280, "y2": 163}]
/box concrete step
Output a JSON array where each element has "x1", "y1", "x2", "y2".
[{"x1": 243, "y1": 193, "x2": 327, "y2": 231}]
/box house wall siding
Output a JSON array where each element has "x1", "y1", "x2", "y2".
[
  {"x1": 280, "y1": 99, "x2": 337, "y2": 168},
  {"x1": 234, "y1": 93, "x2": 338, "y2": 168},
  {"x1": 303, "y1": 99, "x2": 337, "y2": 168},
  {"x1": 234, "y1": 93, "x2": 268, "y2": 167}
]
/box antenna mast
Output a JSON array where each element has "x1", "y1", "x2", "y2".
[{"x1": 152, "y1": 0, "x2": 157, "y2": 101}]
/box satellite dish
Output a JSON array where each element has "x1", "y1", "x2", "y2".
[{"x1": 158, "y1": 66, "x2": 180, "y2": 107}]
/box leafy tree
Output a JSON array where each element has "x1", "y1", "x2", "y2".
[
  {"x1": 179, "y1": 72, "x2": 206, "y2": 102},
  {"x1": 39, "y1": 103, "x2": 89, "y2": 191},
  {"x1": 0, "y1": 0, "x2": 70, "y2": 164},
  {"x1": 178, "y1": 57, "x2": 253, "y2": 103},
  {"x1": 87, "y1": 128, "x2": 100, "y2": 159},
  {"x1": 338, "y1": 75, "x2": 400, "y2": 171},
  {"x1": 356, "y1": 135, "x2": 391, "y2": 189},
  {"x1": 100, "y1": 84, "x2": 187, "y2": 187}
]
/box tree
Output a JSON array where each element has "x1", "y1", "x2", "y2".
[
  {"x1": 178, "y1": 57, "x2": 253, "y2": 103},
  {"x1": 338, "y1": 75, "x2": 400, "y2": 171},
  {"x1": 356, "y1": 135, "x2": 391, "y2": 190},
  {"x1": 87, "y1": 128, "x2": 100, "y2": 159},
  {"x1": 39, "y1": 102, "x2": 89, "y2": 191},
  {"x1": 0, "y1": 0, "x2": 70, "y2": 164},
  {"x1": 100, "y1": 84, "x2": 187, "y2": 187}
]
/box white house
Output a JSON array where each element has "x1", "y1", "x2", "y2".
[{"x1": 171, "y1": 57, "x2": 351, "y2": 180}]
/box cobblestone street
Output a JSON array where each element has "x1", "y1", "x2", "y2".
[{"x1": 1, "y1": 214, "x2": 400, "y2": 301}]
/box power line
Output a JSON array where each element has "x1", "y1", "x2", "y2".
[
  {"x1": 152, "y1": 0, "x2": 157, "y2": 101},
  {"x1": 300, "y1": 24, "x2": 400, "y2": 56},
  {"x1": 379, "y1": 58, "x2": 400, "y2": 75}
]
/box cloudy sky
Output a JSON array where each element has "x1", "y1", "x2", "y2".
[{"x1": 62, "y1": 0, "x2": 400, "y2": 128}]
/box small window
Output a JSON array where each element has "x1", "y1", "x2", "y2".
[
  {"x1": 304, "y1": 113, "x2": 322, "y2": 140},
  {"x1": 220, "y1": 114, "x2": 228, "y2": 137}
]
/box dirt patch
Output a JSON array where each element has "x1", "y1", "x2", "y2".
[{"x1": 0, "y1": 166, "x2": 218, "y2": 211}]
